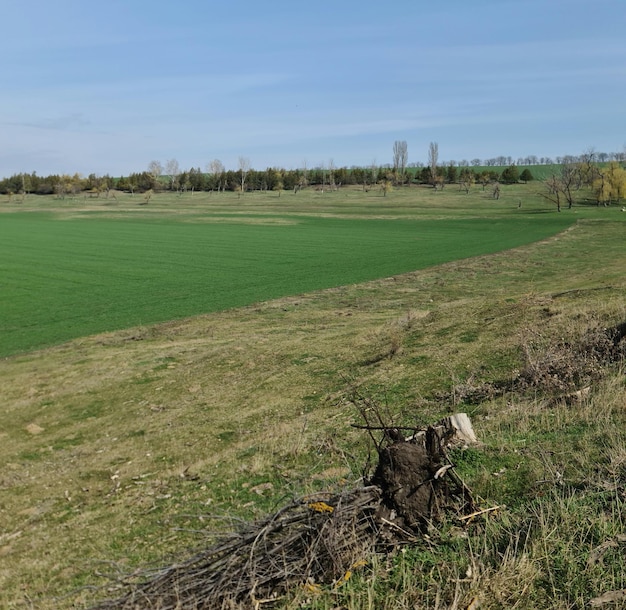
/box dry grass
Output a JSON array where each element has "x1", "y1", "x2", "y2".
[{"x1": 1, "y1": 217, "x2": 625, "y2": 608}]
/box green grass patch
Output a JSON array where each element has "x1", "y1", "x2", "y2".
[{"x1": 0, "y1": 209, "x2": 574, "y2": 357}]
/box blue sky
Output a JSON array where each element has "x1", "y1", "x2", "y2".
[{"x1": 1, "y1": 0, "x2": 625, "y2": 176}]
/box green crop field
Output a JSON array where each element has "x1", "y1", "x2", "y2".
[{"x1": 0, "y1": 187, "x2": 582, "y2": 357}]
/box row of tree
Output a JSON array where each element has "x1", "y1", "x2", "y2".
[
  {"x1": 433, "y1": 151, "x2": 626, "y2": 168},
  {"x1": 1, "y1": 147, "x2": 624, "y2": 208},
  {"x1": 1, "y1": 163, "x2": 523, "y2": 197}
]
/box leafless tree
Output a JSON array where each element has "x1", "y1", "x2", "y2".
[
  {"x1": 165, "y1": 158, "x2": 180, "y2": 192},
  {"x1": 328, "y1": 158, "x2": 336, "y2": 191},
  {"x1": 459, "y1": 168, "x2": 475, "y2": 194},
  {"x1": 147, "y1": 160, "x2": 163, "y2": 190},
  {"x1": 428, "y1": 142, "x2": 439, "y2": 188},
  {"x1": 541, "y1": 175, "x2": 563, "y2": 211},
  {"x1": 558, "y1": 162, "x2": 580, "y2": 208},
  {"x1": 294, "y1": 160, "x2": 308, "y2": 194},
  {"x1": 370, "y1": 161, "x2": 379, "y2": 188},
  {"x1": 393, "y1": 141, "x2": 408, "y2": 184},
  {"x1": 578, "y1": 149, "x2": 601, "y2": 187},
  {"x1": 238, "y1": 157, "x2": 250, "y2": 194},
  {"x1": 207, "y1": 159, "x2": 225, "y2": 192},
  {"x1": 540, "y1": 158, "x2": 588, "y2": 211}
]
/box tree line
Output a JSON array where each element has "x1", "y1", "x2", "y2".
[
  {"x1": 1, "y1": 148, "x2": 624, "y2": 208},
  {"x1": 0, "y1": 163, "x2": 520, "y2": 198}
]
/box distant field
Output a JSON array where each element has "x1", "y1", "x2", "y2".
[
  {"x1": 471, "y1": 164, "x2": 561, "y2": 181},
  {"x1": 0, "y1": 188, "x2": 580, "y2": 356}
]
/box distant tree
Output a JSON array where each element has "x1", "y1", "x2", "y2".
[
  {"x1": 370, "y1": 162, "x2": 379, "y2": 189},
  {"x1": 446, "y1": 164, "x2": 458, "y2": 184},
  {"x1": 187, "y1": 167, "x2": 205, "y2": 193},
  {"x1": 21, "y1": 173, "x2": 31, "y2": 197},
  {"x1": 541, "y1": 175, "x2": 563, "y2": 211},
  {"x1": 392, "y1": 140, "x2": 408, "y2": 184},
  {"x1": 417, "y1": 166, "x2": 430, "y2": 184},
  {"x1": 558, "y1": 162, "x2": 580, "y2": 208},
  {"x1": 500, "y1": 165, "x2": 520, "y2": 184},
  {"x1": 380, "y1": 178, "x2": 392, "y2": 197},
  {"x1": 238, "y1": 156, "x2": 250, "y2": 194},
  {"x1": 207, "y1": 159, "x2": 225, "y2": 192},
  {"x1": 165, "y1": 158, "x2": 180, "y2": 192},
  {"x1": 328, "y1": 159, "x2": 336, "y2": 191},
  {"x1": 519, "y1": 169, "x2": 534, "y2": 183},
  {"x1": 428, "y1": 142, "x2": 439, "y2": 188},
  {"x1": 477, "y1": 171, "x2": 490, "y2": 191},
  {"x1": 147, "y1": 160, "x2": 163, "y2": 190},
  {"x1": 593, "y1": 162, "x2": 626, "y2": 205},
  {"x1": 540, "y1": 160, "x2": 584, "y2": 210},
  {"x1": 54, "y1": 174, "x2": 82, "y2": 199},
  {"x1": 578, "y1": 149, "x2": 602, "y2": 187},
  {"x1": 459, "y1": 168, "x2": 475, "y2": 194}
]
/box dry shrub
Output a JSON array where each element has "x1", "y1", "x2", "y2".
[
  {"x1": 516, "y1": 321, "x2": 625, "y2": 394},
  {"x1": 90, "y1": 421, "x2": 475, "y2": 610},
  {"x1": 91, "y1": 488, "x2": 382, "y2": 610},
  {"x1": 445, "y1": 320, "x2": 625, "y2": 405}
]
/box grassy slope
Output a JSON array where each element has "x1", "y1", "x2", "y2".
[{"x1": 0, "y1": 188, "x2": 625, "y2": 609}]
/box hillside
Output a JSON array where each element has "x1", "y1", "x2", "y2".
[{"x1": 0, "y1": 194, "x2": 625, "y2": 608}]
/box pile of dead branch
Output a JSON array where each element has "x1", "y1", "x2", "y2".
[
  {"x1": 90, "y1": 415, "x2": 478, "y2": 610},
  {"x1": 444, "y1": 320, "x2": 626, "y2": 406}
]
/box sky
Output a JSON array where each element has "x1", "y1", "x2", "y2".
[{"x1": 1, "y1": 0, "x2": 625, "y2": 177}]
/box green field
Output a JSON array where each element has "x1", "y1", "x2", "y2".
[{"x1": 0, "y1": 187, "x2": 579, "y2": 357}]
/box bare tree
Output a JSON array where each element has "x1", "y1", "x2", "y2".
[
  {"x1": 393, "y1": 141, "x2": 408, "y2": 185},
  {"x1": 540, "y1": 158, "x2": 587, "y2": 211},
  {"x1": 328, "y1": 159, "x2": 336, "y2": 191},
  {"x1": 165, "y1": 158, "x2": 180, "y2": 192},
  {"x1": 541, "y1": 175, "x2": 563, "y2": 211},
  {"x1": 294, "y1": 160, "x2": 308, "y2": 194},
  {"x1": 459, "y1": 168, "x2": 475, "y2": 194},
  {"x1": 238, "y1": 157, "x2": 250, "y2": 195},
  {"x1": 558, "y1": 162, "x2": 580, "y2": 208},
  {"x1": 207, "y1": 159, "x2": 225, "y2": 192},
  {"x1": 147, "y1": 160, "x2": 163, "y2": 190},
  {"x1": 370, "y1": 161, "x2": 379, "y2": 189},
  {"x1": 428, "y1": 142, "x2": 439, "y2": 188},
  {"x1": 578, "y1": 149, "x2": 601, "y2": 187}
]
